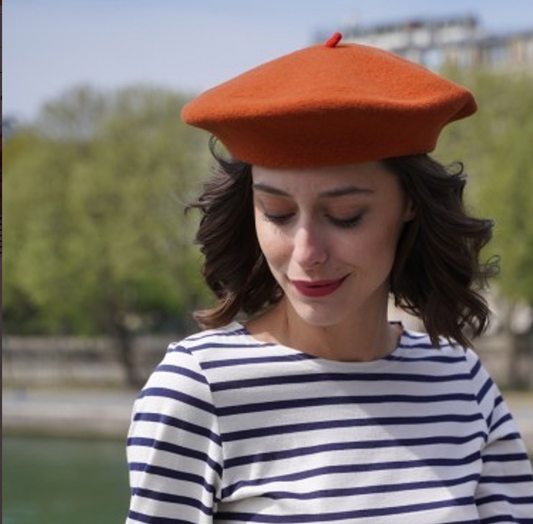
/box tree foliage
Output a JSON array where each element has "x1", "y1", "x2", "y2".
[
  {"x1": 5, "y1": 74, "x2": 533, "y2": 383},
  {"x1": 435, "y1": 70, "x2": 533, "y2": 306},
  {"x1": 3, "y1": 86, "x2": 212, "y2": 382}
]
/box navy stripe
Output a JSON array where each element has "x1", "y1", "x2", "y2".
[
  {"x1": 444, "y1": 521, "x2": 482, "y2": 524},
  {"x1": 127, "y1": 437, "x2": 222, "y2": 477},
  {"x1": 129, "y1": 462, "x2": 216, "y2": 494},
  {"x1": 128, "y1": 509, "x2": 193, "y2": 524},
  {"x1": 486, "y1": 396, "x2": 504, "y2": 430},
  {"x1": 479, "y1": 474, "x2": 533, "y2": 484},
  {"x1": 469, "y1": 358, "x2": 482, "y2": 380},
  {"x1": 480, "y1": 517, "x2": 533, "y2": 524},
  {"x1": 490, "y1": 412, "x2": 513, "y2": 433},
  {"x1": 211, "y1": 371, "x2": 472, "y2": 392},
  {"x1": 188, "y1": 341, "x2": 276, "y2": 353},
  {"x1": 132, "y1": 487, "x2": 212, "y2": 515},
  {"x1": 264, "y1": 473, "x2": 479, "y2": 500},
  {"x1": 224, "y1": 432, "x2": 486, "y2": 469},
  {"x1": 477, "y1": 493, "x2": 533, "y2": 506},
  {"x1": 139, "y1": 387, "x2": 216, "y2": 415},
  {"x1": 401, "y1": 330, "x2": 443, "y2": 343},
  {"x1": 400, "y1": 330, "x2": 427, "y2": 339},
  {"x1": 185, "y1": 326, "x2": 249, "y2": 341},
  {"x1": 133, "y1": 412, "x2": 222, "y2": 445},
  {"x1": 221, "y1": 452, "x2": 481, "y2": 499},
  {"x1": 477, "y1": 376, "x2": 494, "y2": 404},
  {"x1": 482, "y1": 452, "x2": 531, "y2": 463},
  {"x1": 205, "y1": 354, "x2": 469, "y2": 369},
  {"x1": 480, "y1": 517, "x2": 517, "y2": 524},
  {"x1": 500, "y1": 432, "x2": 523, "y2": 441},
  {"x1": 386, "y1": 354, "x2": 466, "y2": 363},
  {"x1": 486, "y1": 408, "x2": 493, "y2": 430},
  {"x1": 223, "y1": 413, "x2": 483, "y2": 442},
  {"x1": 216, "y1": 496, "x2": 474, "y2": 522},
  {"x1": 218, "y1": 393, "x2": 474, "y2": 417},
  {"x1": 397, "y1": 341, "x2": 454, "y2": 350},
  {"x1": 184, "y1": 330, "x2": 458, "y2": 352},
  {"x1": 202, "y1": 353, "x2": 316, "y2": 370},
  {"x1": 154, "y1": 364, "x2": 207, "y2": 384}
]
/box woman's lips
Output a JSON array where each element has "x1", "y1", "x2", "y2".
[{"x1": 291, "y1": 276, "x2": 348, "y2": 297}]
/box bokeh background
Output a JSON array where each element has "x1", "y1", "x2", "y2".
[{"x1": 3, "y1": 1, "x2": 533, "y2": 523}]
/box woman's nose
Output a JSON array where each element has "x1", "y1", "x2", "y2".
[{"x1": 292, "y1": 223, "x2": 328, "y2": 268}]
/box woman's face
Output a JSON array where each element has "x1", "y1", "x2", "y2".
[{"x1": 252, "y1": 162, "x2": 414, "y2": 328}]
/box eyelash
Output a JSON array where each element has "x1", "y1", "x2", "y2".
[
  {"x1": 262, "y1": 212, "x2": 363, "y2": 229},
  {"x1": 327, "y1": 214, "x2": 364, "y2": 229}
]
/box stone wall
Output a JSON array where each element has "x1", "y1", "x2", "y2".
[
  {"x1": 3, "y1": 330, "x2": 530, "y2": 389},
  {"x1": 2, "y1": 335, "x2": 172, "y2": 388}
]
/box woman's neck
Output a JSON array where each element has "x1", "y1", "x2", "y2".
[{"x1": 247, "y1": 298, "x2": 402, "y2": 362}]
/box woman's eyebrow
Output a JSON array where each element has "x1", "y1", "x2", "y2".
[
  {"x1": 252, "y1": 183, "x2": 374, "y2": 198},
  {"x1": 321, "y1": 186, "x2": 375, "y2": 198},
  {"x1": 252, "y1": 183, "x2": 290, "y2": 197}
]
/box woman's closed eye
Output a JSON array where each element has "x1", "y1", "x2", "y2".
[
  {"x1": 262, "y1": 211, "x2": 295, "y2": 225},
  {"x1": 262, "y1": 210, "x2": 365, "y2": 229},
  {"x1": 326, "y1": 212, "x2": 364, "y2": 228}
]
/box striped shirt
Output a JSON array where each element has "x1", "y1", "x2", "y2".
[{"x1": 126, "y1": 322, "x2": 533, "y2": 523}]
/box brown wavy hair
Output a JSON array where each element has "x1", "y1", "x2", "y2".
[{"x1": 187, "y1": 139, "x2": 498, "y2": 347}]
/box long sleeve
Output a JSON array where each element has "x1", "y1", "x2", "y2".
[
  {"x1": 465, "y1": 349, "x2": 533, "y2": 522},
  {"x1": 125, "y1": 342, "x2": 224, "y2": 524}
]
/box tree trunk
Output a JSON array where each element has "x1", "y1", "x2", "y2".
[
  {"x1": 508, "y1": 328, "x2": 533, "y2": 390},
  {"x1": 111, "y1": 320, "x2": 143, "y2": 389},
  {"x1": 507, "y1": 301, "x2": 533, "y2": 390}
]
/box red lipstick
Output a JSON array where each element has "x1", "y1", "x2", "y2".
[{"x1": 291, "y1": 276, "x2": 347, "y2": 297}]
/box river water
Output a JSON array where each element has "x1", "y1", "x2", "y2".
[{"x1": 3, "y1": 436, "x2": 130, "y2": 524}]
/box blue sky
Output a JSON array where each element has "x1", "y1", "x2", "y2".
[{"x1": 4, "y1": 0, "x2": 533, "y2": 121}]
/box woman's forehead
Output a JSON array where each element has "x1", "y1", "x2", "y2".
[{"x1": 251, "y1": 162, "x2": 396, "y2": 194}]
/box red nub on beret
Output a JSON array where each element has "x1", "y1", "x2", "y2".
[{"x1": 182, "y1": 33, "x2": 477, "y2": 168}]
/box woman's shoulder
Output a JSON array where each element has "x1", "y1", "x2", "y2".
[
  {"x1": 161, "y1": 321, "x2": 261, "y2": 368},
  {"x1": 166, "y1": 321, "x2": 257, "y2": 357},
  {"x1": 398, "y1": 328, "x2": 479, "y2": 363},
  {"x1": 135, "y1": 323, "x2": 251, "y2": 412},
  {"x1": 400, "y1": 328, "x2": 466, "y2": 350},
  {"x1": 173, "y1": 321, "x2": 250, "y2": 348}
]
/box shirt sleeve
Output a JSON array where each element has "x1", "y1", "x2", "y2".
[
  {"x1": 465, "y1": 348, "x2": 533, "y2": 521},
  {"x1": 125, "y1": 342, "x2": 223, "y2": 524}
]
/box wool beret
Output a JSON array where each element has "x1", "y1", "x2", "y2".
[{"x1": 181, "y1": 33, "x2": 477, "y2": 168}]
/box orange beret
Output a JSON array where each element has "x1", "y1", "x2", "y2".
[{"x1": 182, "y1": 33, "x2": 477, "y2": 168}]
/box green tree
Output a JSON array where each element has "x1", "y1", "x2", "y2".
[
  {"x1": 436, "y1": 70, "x2": 533, "y2": 386},
  {"x1": 3, "y1": 86, "x2": 211, "y2": 386}
]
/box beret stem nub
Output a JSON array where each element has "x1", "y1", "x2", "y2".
[{"x1": 324, "y1": 32, "x2": 342, "y2": 48}]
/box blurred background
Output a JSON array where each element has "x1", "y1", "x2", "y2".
[{"x1": 3, "y1": 1, "x2": 533, "y2": 523}]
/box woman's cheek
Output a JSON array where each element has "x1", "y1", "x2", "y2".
[{"x1": 255, "y1": 221, "x2": 287, "y2": 265}]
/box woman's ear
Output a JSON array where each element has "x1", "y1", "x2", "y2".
[{"x1": 404, "y1": 199, "x2": 416, "y2": 222}]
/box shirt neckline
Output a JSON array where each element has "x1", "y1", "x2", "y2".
[{"x1": 230, "y1": 321, "x2": 409, "y2": 371}]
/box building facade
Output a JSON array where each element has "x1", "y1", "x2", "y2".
[{"x1": 319, "y1": 16, "x2": 533, "y2": 71}]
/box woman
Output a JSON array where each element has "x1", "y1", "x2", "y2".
[{"x1": 125, "y1": 34, "x2": 533, "y2": 523}]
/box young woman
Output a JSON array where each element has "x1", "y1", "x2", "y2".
[{"x1": 125, "y1": 34, "x2": 533, "y2": 523}]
